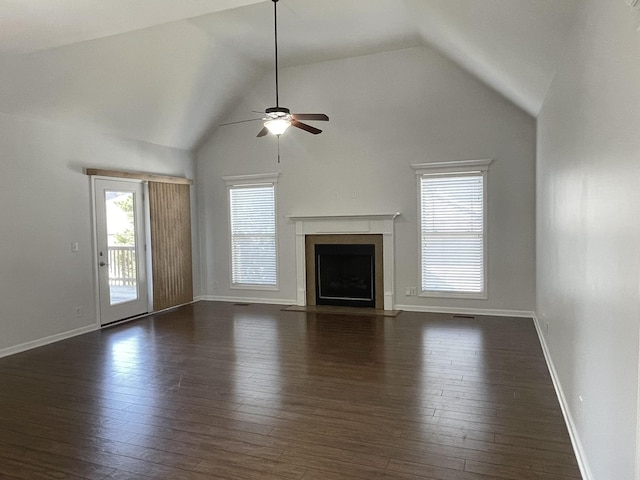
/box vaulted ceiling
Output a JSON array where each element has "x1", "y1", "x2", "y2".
[{"x1": 0, "y1": 0, "x2": 579, "y2": 151}]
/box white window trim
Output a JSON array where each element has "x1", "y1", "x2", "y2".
[
  {"x1": 222, "y1": 173, "x2": 280, "y2": 187},
  {"x1": 223, "y1": 173, "x2": 280, "y2": 291},
  {"x1": 411, "y1": 159, "x2": 493, "y2": 176},
  {"x1": 411, "y1": 159, "x2": 493, "y2": 299}
]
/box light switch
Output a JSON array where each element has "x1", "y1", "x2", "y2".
[{"x1": 71, "y1": 242, "x2": 79, "y2": 252}]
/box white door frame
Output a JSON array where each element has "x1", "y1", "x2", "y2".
[
  {"x1": 636, "y1": 324, "x2": 640, "y2": 480},
  {"x1": 91, "y1": 177, "x2": 151, "y2": 325}
]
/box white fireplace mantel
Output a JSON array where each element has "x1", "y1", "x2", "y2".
[{"x1": 288, "y1": 213, "x2": 400, "y2": 310}]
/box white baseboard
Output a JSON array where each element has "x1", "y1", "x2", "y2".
[
  {"x1": 154, "y1": 299, "x2": 199, "y2": 313},
  {"x1": 199, "y1": 295, "x2": 297, "y2": 306},
  {"x1": 395, "y1": 304, "x2": 535, "y2": 318},
  {"x1": 199, "y1": 298, "x2": 534, "y2": 318},
  {"x1": 0, "y1": 323, "x2": 100, "y2": 359},
  {"x1": 532, "y1": 314, "x2": 593, "y2": 480}
]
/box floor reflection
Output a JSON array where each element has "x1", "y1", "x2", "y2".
[
  {"x1": 232, "y1": 312, "x2": 283, "y2": 406},
  {"x1": 304, "y1": 314, "x2": 385, "y2": 367},
  {"x1": 99, "y1": 324, "x2": 158, "y2": 441}
]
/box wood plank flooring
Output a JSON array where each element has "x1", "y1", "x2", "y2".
[{"x1": 0, "y1": 301, "x2": 582, "y2": 479}]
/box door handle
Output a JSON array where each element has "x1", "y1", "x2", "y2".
[{"x1": 99, "y1": 261, "x2": 109, "y2": 267}]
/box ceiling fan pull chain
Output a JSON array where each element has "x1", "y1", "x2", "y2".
[{"x1": 277, "y1": 136, "x2": 281, "y2": 163}]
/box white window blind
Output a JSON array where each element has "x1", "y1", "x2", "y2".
[
  {"x1": 229, "y1": 184, "x2": 277, "y2": 287},
  {"x1": 420, "y1": 172, "x2": 485, "y2": 295}
]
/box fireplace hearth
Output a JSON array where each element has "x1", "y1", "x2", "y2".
[{"x1": 315, "y1": 243, "x2": 375, "y2": 308}]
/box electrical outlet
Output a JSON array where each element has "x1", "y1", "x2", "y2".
[
  {"x1": 71, "y1": 242, "x2": 79, "y2": 252},
  {"x1": 409, "y1": 287, "x2": 417, "y2": 296},
  {"x1": 405, "y1": 288, "x2": 412, "y2": 296},
  {"x1": 75, "y1": 307, "x2": 83, "y2": 318}
]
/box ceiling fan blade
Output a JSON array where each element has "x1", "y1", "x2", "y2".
[
  {"x1": 292, "y1": 113, "x2": 329, "y2": 121},
  {"x1": 257, "y1": 126, "x2": 269, "y2": 137},
  {"x1": 219, "y1": 117, "x2": 262, "y2": 126},
  {"x1": 292, "y1": 120, "x2": 322, "y2": 135}
]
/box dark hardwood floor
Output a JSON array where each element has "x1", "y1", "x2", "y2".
[{"x1": 0, "y1": 301, "x2": 581, "y2": 479}]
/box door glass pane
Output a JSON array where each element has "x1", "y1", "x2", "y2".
[{"x1": 105, "y1": 191, "x2": 139, "y2": 305}]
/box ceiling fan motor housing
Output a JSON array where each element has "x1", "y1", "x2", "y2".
[{"x1": 265, "y1": 106, "x2": 291, "y2": 119}]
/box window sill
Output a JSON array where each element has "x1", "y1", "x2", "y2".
[
  {"x1": 419, "y1": 291, "x2": 487, "y2": 300},
  {"x1": 230, "y1": 284, "x2": 279, "y2": 292}
]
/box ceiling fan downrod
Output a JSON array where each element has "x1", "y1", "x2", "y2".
[{"x1": 272, "y1": 0, "x2": 280, "y2": 108}]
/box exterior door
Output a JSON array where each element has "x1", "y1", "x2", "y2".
[{"x1": 94, "y1": 179, "x2": 148, "y2": 325}]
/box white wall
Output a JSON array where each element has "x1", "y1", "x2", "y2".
[
  {"x1": 0, "y1": 112, "x2": 199, "y2": 354},
  {"x1": 197, "y1": 45, "x2": 536, "y2": 314},
  {"x1": 536, "y1": 0, "x2": 640, "y2": 478}
]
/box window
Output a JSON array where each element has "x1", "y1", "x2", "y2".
[
  {"x1": 412, "y1": 160, "x2": 492, "y2": 298},
  {"x1": 224, "y1": 174, "x2": 279, "y2": 288}
]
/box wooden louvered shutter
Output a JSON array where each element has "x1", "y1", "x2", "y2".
[{"x1": 149, "y1": 182, "x2": 193, "y2": 310}]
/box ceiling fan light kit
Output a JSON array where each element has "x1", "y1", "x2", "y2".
[
  {"x1": 264, "y1": 118, "x2": 291, "y2": 136},
  {"x1": 263, "y1": 106, "x2": 292, "y2": 136}
]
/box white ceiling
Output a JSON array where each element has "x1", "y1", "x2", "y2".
[
  {"x1": 0, "y1": 0, "x2": 266, "y2": 54},
  {"x1": 0, "y1": 0, "x2": 579, "y2": 150}
]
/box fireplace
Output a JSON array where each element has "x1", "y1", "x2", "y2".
[
  {"x1": 289, "y1": 213, "x2": 399, "y2": 310},
  {"x1": 315, "y1": 243, "x2": 375, "y2": 308}
]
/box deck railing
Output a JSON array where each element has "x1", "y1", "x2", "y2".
[{"x1": 108, "y1": 246, "x2": 136, "y2": 286}]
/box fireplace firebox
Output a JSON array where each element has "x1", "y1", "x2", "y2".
[{"x1": 314, "y1": 243, "x2": 375, "y2": 308}]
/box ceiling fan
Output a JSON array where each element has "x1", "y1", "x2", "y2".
[{"x1": 223, "y1": 0, "x2": 329, "y2": 138}]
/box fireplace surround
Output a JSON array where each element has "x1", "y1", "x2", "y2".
[{"x1": 288, "y1": 213, "x2": 399, "y2": 310}]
